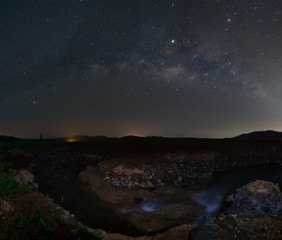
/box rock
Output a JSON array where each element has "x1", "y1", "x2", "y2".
[
  {"x1": 13, "y1": 169, "x2": 38, "y2": 189},
  {"x1": 79, "y1": 166, "x2": 204, "y2": 233},
  {"x1": 226, "y1": 225, "x2": 233, "y2": 230},
  {"x1": 189, "y1": 224, "x2": 222, "y2": 240},
  {"x1": 146, "y1": 180, "x2": 154, "y2": 189},
  {"x1": 102, "y1": 224, "x2": 195, "y2": 240},
  {"x1": 79, "y1": 166, "x2": 155, "y2": 204},
  {"x1": 225, "y1": 194, "x2": 234, "y2": 203},
  {"x1": 151, "y1": 224, "x2": 194, "y2": 240},
  {"x1": 127, "y1": 201, "x2": 203, "y2": 233},
  {"x1": 0, "y1": 200, "x2": 14, "y2": 215},
  {"x1": 224, "y1": 180, "x2": 282, "y2": 219},
  {"x1": 54, "y1": 205, "x2": 76, "y2": 225},
  {"x1": 191, "y1": 180, "x2": 282, "y2": 240}
]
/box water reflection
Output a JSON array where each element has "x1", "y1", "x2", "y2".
[
  {"x1": 192, "y1": 163, "x2": 282, "y2": 224},
  {"x1": 141, "y1": 198, "x2": 170, "y2": 212}
]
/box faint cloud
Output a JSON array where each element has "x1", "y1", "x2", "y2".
[{"x1": 154, "y1": 65, "x2": 186, "y2": 79}]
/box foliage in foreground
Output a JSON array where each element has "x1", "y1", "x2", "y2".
[
  {"x1": 0, "y1": 160, "x2": 102, "y2": 240},
  {"x1": 0, "y1": 160, "x2": 27, "y2": 197}
]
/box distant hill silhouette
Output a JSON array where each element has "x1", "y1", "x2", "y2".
[
  {"x1": 5, "y1": 131, "x2": 282, "y2": 142},
  {"x1": 233, "y1": 130, "x2": 282, "y2": 140},
  {"x1": 0, "y1": 135, "x2": 20, "y2": 141}
]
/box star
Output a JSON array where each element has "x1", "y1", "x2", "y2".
[{"x1": 2, "y1": 0, "x2": 282, "y2": 138}]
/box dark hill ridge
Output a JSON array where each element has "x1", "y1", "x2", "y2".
[
  {"x1": 61, "y1": 131, "x2": 282, "y2": 142},
  {"x1": 5, "y1": 130, "x2": 282, "y2": 142},
  {"x1": 233, "y1": 130, "x2": 282, "y2": 140},
  {"x1": 0, "y1": 135, "x2": 20, "y2": 141}
]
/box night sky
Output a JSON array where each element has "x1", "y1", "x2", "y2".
[{"x1": 1, "y1": 0, "x2": 282, "y2": 138}]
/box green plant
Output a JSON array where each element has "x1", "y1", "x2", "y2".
[
  {"x1": 51, "y1": 204, "x2": 64, "y2": 226},
  {"x1": 0, "y1": 160, "x2": 12, "y2": 173},
  {"x1": 4, "y1": 217, "x2": 9, "y2": 240},
  {"x1": 15, "y1": 211, "x2": 35, "y2": 240},
  {"x1": 0, "y1": 173, "x2": 27, "y2": 197},
  {"x1": 19, "y1": 212, "x2": 27, "y2": 227},
  {"x1": 84, "y1": 224, "x2": 103, "y2": 239},
  {"x1": 10, "y1": 205, "x2": 54, "y2": 240},
  {"x1": 0, "y1": 160, "x2": 27, "y2": 197},
  {"x1": 35, "y1": 205, "x2": 51, "y2": 231}
]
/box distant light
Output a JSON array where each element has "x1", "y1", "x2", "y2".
[
  {"x1": 66, "y1": 137, "x2": 79, "y2": 142},
  {"x1": 171, "y1": 39, "x2": 175, "y2": 43}
]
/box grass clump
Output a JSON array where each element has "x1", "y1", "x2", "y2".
[
  {"x1": 84, "y1": 224, "x2": 103, "y2": 238},
  {"x1": 1, "y1": 193, "x2": 104, "y2": 240},
  {"x1": 77, "y1": 224, "x2": 103, "y2": 240},
  {"x1": 0, "y1": 160, "x2": 27, "y2": 197},
  {"x1": 4, "y1": 205, "x2": 52, "y2": 240},
  {"x1": 0, "y1": 173, "x2": 27, "y2": 197},
  {"x1": 0, "y1": 152, "x2": 103, "y2": 239},
  {"x1": 0, "y1": 160, "x2": 12, "y2": 173}
]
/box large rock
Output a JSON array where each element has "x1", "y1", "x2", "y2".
[
  {"x1": 13, "y1": 169, "x2": 38, "y2": 189},
  {"x1": 79, "y1": 166, "x2": 149, "y2": 203},
  {"x1": 190, "y1": 180, "x2": 282, "y2": 240},
  {"x1": 101, "y1": 224, "x2": 195, "y2": 240},
  {"x1": 224, "y1": 180, "x2": 282, "y2": 219},
  {"x1": 126, "y1": 202, "x2": 200, "y2": 233},
  {"x1": 79, "y1": 166, "x2": 204, "y2": 233},
  {"x1": 189, "y1": 224, "x2": 222, "y2": 240}
]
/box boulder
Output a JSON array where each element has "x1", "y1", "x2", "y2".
[
  {"x1": 189, "y1": 224, "x2": 222, "y2": 240},
  {"x1": 13, "y1": 169, "x2": 38, "y2": 189},
  {"x1": 78, "y1": 166, "x2": 204, "y2": 233},
  {"x1": 101, "y1": 224, "x2": 195, "y2": 240},
  {"x1": 224, "y1": 180, "x2": 282, "y2": 219},
  {"x1": 127, "y1": 202, "x2": 201, "y2": 233}
]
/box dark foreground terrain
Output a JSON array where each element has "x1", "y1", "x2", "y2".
[{"x1": 0, "y1": 132, "x2": 282, "y2": 239}]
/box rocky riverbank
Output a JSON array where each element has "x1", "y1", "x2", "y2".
[
  {"x1": 6, "y1": 137, "x2": 282, "y2": 239},
  {"x1": 4, "y1": 166, "x2": 282, "y2": 239},
  {"x1": 97, "y1": 155, "x2": 213, "y2": 190},
  {"x1": 189, "y1": 180, "x2": 282, "y2": 240},
  {"x1": 95, "y1": 148, "x2": 282, "y2": 191},
  {"x1": 79, "y1": 165, "x2": 205, "y2": 233}
]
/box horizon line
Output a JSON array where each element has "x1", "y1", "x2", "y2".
[{"x1": 1, "y1": 129, "x2": 280, "y2": 140}]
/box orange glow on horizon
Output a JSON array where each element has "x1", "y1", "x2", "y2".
[{"x1": 66, "y1": 137, "x2": 79, "y2": 142}]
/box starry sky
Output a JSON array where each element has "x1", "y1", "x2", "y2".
[{"x1": 1, "y1": 0, "x2": 282, "y2": 138}]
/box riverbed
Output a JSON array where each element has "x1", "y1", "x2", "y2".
[{"x1": 34, "y1": 162, "x2": 282, "y2": 236}]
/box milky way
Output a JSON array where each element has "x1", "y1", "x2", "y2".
[{"x1": 1, "y1": 0, "x2": 282, "y2": 138}]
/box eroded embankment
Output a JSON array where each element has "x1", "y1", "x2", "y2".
[{"x1": 10, "y1": 140, "x2": 282, "y2": 239}]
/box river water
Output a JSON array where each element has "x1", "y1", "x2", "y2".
[
  {"x1": 141, "y1": 164, "x2": 282, "y2": 224},
  {"x1": 191, "y1": 163, "x2": 282, "y2": 223},
  {"x1": 36, "y1": 162, "x2": 282, "y2": 235}
]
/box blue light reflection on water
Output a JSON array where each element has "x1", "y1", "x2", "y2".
[
  {"x1": 142, "y1": 198, "x2": 170, "y2": 212},
  {"x1": 192, "y1": 163, "x2": 282, "y2": 224},
  {"x1": 140, "y1": 164, "x2": 282, "y2": 224}
]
